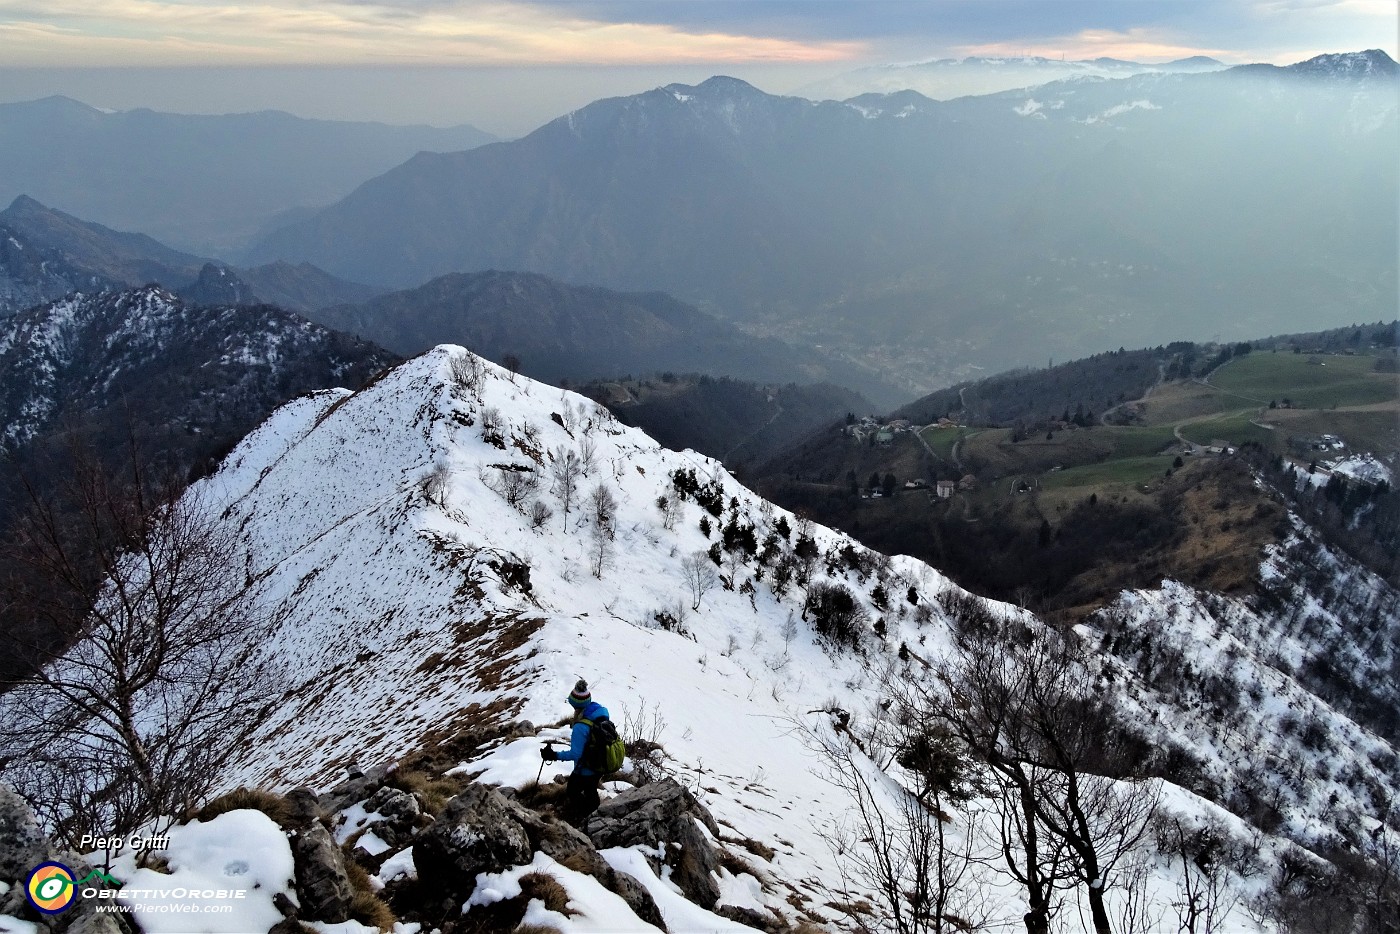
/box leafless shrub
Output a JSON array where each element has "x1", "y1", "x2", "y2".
[
  {"x1": 421, "y1": 461, "x2": 451, "y2": 506},
  {"x1": 550, "y1": 447, "x2": 583, "y2": 529},
  {"x1": 588, "y1": 483, "x2": 617, "y2": 538},
  {"x1": 589, "y1": 525, "x2": 615, "y2": 579},
  {"x1": 0, "y1": 459, "x2": 282, "y2": 847},
  {"x1": 682, "y1": 550, "x2": 719, "y2": 610},
  {"x1": 480, "y1": 463, "x2": 539, "y2": 511},
  {"x1": 448, "y1": 352, "x2": 487, "y2": 401}
]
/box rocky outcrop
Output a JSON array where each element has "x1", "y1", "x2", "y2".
[
  {"x1": 0, "y1": 783, "x2": 56, "y2": 886},
  {"x1": 362, "y1": 786, "x2": 421, "y2": 849},
  {"x1": 320, "y1": 764, "x2": 391, "y2": 816},
  {"x1": 585, "y1": 778, "x2": 724, "y2": 908},
  {"x1": 283, "y1": 788, "x2": 325, "y2": 829},
  {"x1": 291, "y1": 824, "x2": 353, "y2": 924},
  {"x1": 413, "y1": 784, "x2": 533, "y2": 896},
  {"x1": 410, "y1": 778, "x2": 667, "y2": 928},
  {"x1": 0, "y1": 784, "x2": 133, "y2": 934}
]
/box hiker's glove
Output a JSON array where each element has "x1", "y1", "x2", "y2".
[{"x1": 540, "y1": 747, "x2": 557, "y2": 761}]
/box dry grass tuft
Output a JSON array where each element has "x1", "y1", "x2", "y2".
[
  {"x1": 343, "y1": 856, "x2": 397, "y2": 931},
  {"x1": 387, "y1": 768, "x2": 466, "y2": 815},
  {"x1": 720, "y1": 833, "x2": 776, "y2": 862},
  {"x1": 518, "y1": 872, "x2": 572, "y2": 915},
  {"x1": 196, "y1": 788, "x2": 295, "y2": 829},
  {"x1": 719, "y1": 849, "x2": 765, "y2": 881},
  {"x1": 515, "y1": 779, "x2": 567, "y2": 811}
]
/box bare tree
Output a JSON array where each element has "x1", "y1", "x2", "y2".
[
  {"x1": 801, "y1": 712, "x2": 988, "y2": 934},
  {"x1": 579, "y1": 435, "x2": 598, "y2": 475},
  {"x1": 924, "y1": 629, "x2": 1159, "y2": 934},
  {"x1": 657, "y1": 494, "x2": 682, "y2": 531},
  {"x1": 588, "y1": 482, "x2": 617, "y2": 538},
  {"x1": 589, "y1": 524, "x2": 615, "y2": 579},
  {"x1": 448, "y1": 350, "x2": 487, "y2": 402},
  {"x1": 480, "y1": 463, "x2": 540, "y2": 511},
  {"x1": 780, "y1": 610, "x2": 799, "y2": 648},
  {"x1": 421, "y1": 461, "x2": 451, "y2": 506},
  {"x1": 1158, "y1": 816, "x2": 1239, "y2": 934},
  {"x1": 0, "y1": 450, "x2": 280, "y2": 847},
  {"x1": 1014, "y1": 641, "x2": 1160, "y2": 934},
  {"x1": 681, "y1": 550, "x2": 719, "y2": 610},
  {"x1": 550, "y1": 446, "x2": 583, "y2": 530}
]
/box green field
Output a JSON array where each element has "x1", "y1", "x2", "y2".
[
  {"x1": 1211, "y1": 353, "x2": 1398, "y2": 409},
  {"x1": 920, "y1": 426, "x2": 969, "y2": 460},
  {"x1": 1102, "y1": 424, "x2": 1181, "y2": 458},
  {"x1": 1176, "y1": 411, "x2": 1278, "y2": 448},
  {"x1": 1039, "y1": 455, "x2": 1176, "y2": 491}
]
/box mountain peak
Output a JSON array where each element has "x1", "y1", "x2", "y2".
[
  {"x1": 15, "y1": 95, "x2": 105, "y2": 115},
  {"x1": 694, "y1": 75, "x2": 764, "y2": 94},
  {"x1": 662, "y1": 75, "x2": 769, "y2": 101},
  {"x1": 1287, "y1": 48, "x2": 1398, "y2": 78},
  {"x1": 4, "y1": 194, "x2": 49, "y2": 216}
]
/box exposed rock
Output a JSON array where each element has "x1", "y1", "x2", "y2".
[
  {"x1": 593, "y1": 863, "x2": 668, "y2": 931},
  {"x1": 364, "y1": 787, "x2": 421, "y2": 847},
  {"x1": 268, "y1": 920, "x2": 318, "y2": 934},
  {"x1": 272, "y1": 891, "x2": 299, "y2": 919},
  {"x1": 283, "y1": 788, "x2": 324, "y2": 829},
  {"x1": 412, "y1": 781, "x2": 665, "y2": 926},
  {"x1": 0, "y1": 785, "x2": 136, "y2": 934},
  {"x1": 585, "y1": 778, "x2": 721, "y2": 842},
  {"x1": 584, "y1": 779, "x2": 723, "y2": 908},
  {"x1": 717, "y1": 904, "x2": 781, "y2": 931},
  {"x1": 667, "y1": 815, "x2": 722, "y2": 908},
  {"x1": 414, "y1": 784, "x2": 532, "y2": 897},
  {"x1": 492, "y1": 789, "x2": 666, "y2": 929},
  {"x1": 321, "y1": 763, "x2": 391, "y2": 815},
  {"x1": 291, "y1": 824, "x2": 353, "y2": 923},
  {"x1": 515, "y1": 809, "x2": 596, "y2": 869},
  {"x1": 0, "y1": 783, "x2": 55, "y2": 886},
  {"x1": 62, "y1": 913, "x2": 130, "y2": 934}
]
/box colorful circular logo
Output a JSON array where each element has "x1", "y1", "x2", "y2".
[{"x1": 26, "y1": 862, "x2": 76, "y2": 914}]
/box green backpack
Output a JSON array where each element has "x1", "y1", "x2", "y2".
[{"x1": 581, "y1": 716, "x2": 627, "y2": 774}]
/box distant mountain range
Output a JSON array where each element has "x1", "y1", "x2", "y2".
[
  {"x1": 248, "y1": 51, "x2": 1398, "y2": 392},
  {"x1": 310, "y1": 269, "x2": 902, "y2": 404},
  {"x1": 794, "y1": 53, "x2": 1227, "y2": 102},
  {"x1": 0, "y1": 96, "x2": 497, "y2": 255},
  {"x1": 0, "y1": 196, "x2": 382, "y2": 316}
]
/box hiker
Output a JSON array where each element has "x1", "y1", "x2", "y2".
[{"x1": 541, "y1": 679, "x2": 608, "y2": 823}]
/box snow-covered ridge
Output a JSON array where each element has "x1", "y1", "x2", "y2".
[
  {"x1": 205, "y1": 345, "x2": 974, "y2": 794},
  {"x1": 172, "y1": 345, "x2": 1397, "y2": 929}
]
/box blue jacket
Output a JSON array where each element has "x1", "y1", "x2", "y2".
[{"x1": 556, "y1": 701, "x2": 608, "y2": 776}]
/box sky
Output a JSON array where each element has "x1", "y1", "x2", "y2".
[{"x1": 1, "y1": 0, "x2": 1395, "y2": 136}]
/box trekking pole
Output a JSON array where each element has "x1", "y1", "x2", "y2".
[{"x1": 536, "y1": 741, "x2": 555, "y2": 784}]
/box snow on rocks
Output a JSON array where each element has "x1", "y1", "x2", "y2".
[{"x1": 107, "y1": 810, "x2": 295, "y2": 934}]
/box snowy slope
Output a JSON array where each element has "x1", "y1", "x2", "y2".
[
  {"x1": 119, "y1": 346, "x2": 1394, "y2": 930},
  {"x1": 0, "y1": 285, "x2": 395, "y2": 452}
]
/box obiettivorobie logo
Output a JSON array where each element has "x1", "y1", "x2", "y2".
[{"x1": 25, "y1": 862, "x2": 119, "y2": 914}]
